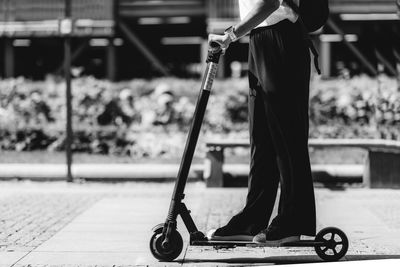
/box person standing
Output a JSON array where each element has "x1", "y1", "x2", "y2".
[{"x1": 208, "y1": 0, "x2": 316, "y2": 246}]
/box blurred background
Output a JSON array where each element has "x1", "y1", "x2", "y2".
[
  {"x1": 0, "y1": 0, "x2": 399, "y2": 79},
  {"x1": 0, "y1": 0, "x2": 399, "y2": 182}
]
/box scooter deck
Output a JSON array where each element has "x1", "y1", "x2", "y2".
[{"x1": 191, "y1": 239, "x2": 325, "y2": 248}]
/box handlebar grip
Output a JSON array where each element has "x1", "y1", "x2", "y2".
[
  {"x1": 206, "y1": 42, "x2": 222, "y2": 63},
  {"x1": 209, "y1": 41, "x2": 221, "y2": 49}
]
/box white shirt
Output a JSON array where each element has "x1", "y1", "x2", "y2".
[{"x1": 239, "y1": 0, "x2": 299, "y2": 28}]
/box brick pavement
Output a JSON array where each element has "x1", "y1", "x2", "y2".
[
  {"x1": 187, "y1": 186, "x2": 400, "y2": 262},
  {"x1": 0, "y1": 181, "x2": 399, "y2": 266},
  {"x1": 0, "y1": 193, "x2": 100, "y2": 253}
]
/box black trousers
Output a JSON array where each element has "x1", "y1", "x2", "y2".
[{"x1": 226, "y1": 20, "x2": 316, "y2": 236}]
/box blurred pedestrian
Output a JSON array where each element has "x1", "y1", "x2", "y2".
[
  {"x1": 97, "y1": 93, "x2": 131, "y2": 126},
  {"x1": 119, "y1": 88, "x2": 140, "y2": 125},
  {"x1": 152, "y1": 83, "x2": 177, "y2": 126},
  {"x1": 30, "y1": 90, "x2": 54, "y2": 123}
]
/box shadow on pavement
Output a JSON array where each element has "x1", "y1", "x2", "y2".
[
  {"x1": 182, "y1": 254, "x2": 400, "y2": 265},
  {"x1": 345, "y1": 254, "x2": 400, "y2": 261}
]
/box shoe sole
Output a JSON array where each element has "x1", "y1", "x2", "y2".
[
  {"x1": 253, "y1": 235, "x2": 300, "y2": 247},
  {"x1": 209, "y1": 235, "x2": 254, "y2": 242}
]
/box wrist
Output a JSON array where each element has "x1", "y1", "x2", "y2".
[
  {"x1": 224, "y1": 26, "x2": 239, "y2": 42},
  {"x1": 223, "y1": 33, "x2": 233, "y2": 46}
]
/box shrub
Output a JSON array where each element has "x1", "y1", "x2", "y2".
[{"x1": 0, "y1": 75, "x2": 398, "y2": 159}]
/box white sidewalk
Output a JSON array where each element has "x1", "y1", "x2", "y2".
[{"x1": 2, "y1": 182, "x2": 399, "y2": 266}]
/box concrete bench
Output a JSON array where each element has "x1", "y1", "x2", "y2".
[{"x1": 204, "y1": 138, "x2": 400, "y2": 188}]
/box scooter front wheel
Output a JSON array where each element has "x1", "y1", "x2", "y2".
[
  {"x1": 314, "y1": 227, "x2": 349, "y2": 261},
  {"x1": 150, "y1": 225, "x2": 183, "y2": 261}
]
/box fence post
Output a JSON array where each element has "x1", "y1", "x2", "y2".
[
  {"x1": 397, "y1": 63, "x2": 400, "y2": 91},
  {"x1": 4, "y1": 38, "x2": 14, "y2": 78},
  {"x1": 64, "y1": 0, "x2": 73, "y2": 182}
]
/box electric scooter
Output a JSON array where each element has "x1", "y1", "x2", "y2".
[{"x1": 149, "y1": 43, "x2": 349, "y2": 262}]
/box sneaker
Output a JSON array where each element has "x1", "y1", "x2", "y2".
[
  {"x1": 207, "y1": 227, "x2": 254, "y2": 242},
  {"x1": 253, "y1": 225, "x2": 300, "y2": 246}
]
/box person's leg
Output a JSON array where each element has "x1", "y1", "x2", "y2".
[
  {"x1": 249, "y1": 20, "x2": 316, "y2": 242},
  {"x1": 210, "y1": 47, "x2": 282, "y2": 240},
  {"x1": 242, "y1": 72, "x2": 281, "y2": 233},
  {"x1": 268, "y1": 23, "x2": 315, "y2": 237},
  {"x1": 210, "y1": 72, "x2": 280, "y2": 240},
  {"x1": 261, "y1": 88, "x2": 316, "y2": 236}
]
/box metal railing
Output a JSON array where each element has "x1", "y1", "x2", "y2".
[
  {"x1": 206, "y1": 0, "x2": 397, "y2": 19},
  {"x1": 118, "y1": 0, "x2": 205, "y2": 18},
  {"x1": 0, "y1": 0, "x2": 114, "y2": 21},
  {"x1": 0, "y1": 0, "x2": 115, "y2": 37},
  {"x1": 207, "y1": 0, "x2": 238, "y2": 19}
]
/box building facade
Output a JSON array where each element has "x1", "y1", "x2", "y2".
[{"x1": 0, "y1": 0, "x2": 399, "y2": 80}]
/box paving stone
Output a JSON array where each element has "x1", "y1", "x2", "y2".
[
  {"x1": 0, "y1": 193, "x2": 100, "y2": 253},
  {"x1": 0, "y1": 252, "x2": 27, "y2": 265},
  {"x1": 1, "y1": 182, "x2": 400, "y2": 266}
]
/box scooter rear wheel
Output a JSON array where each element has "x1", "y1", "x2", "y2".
[
  {"x1": 150, "y1": 225, "x2": 183, "y2": 262},
  {"x1": 314, "y1": 227, "x2": 348, "y2": 261}
]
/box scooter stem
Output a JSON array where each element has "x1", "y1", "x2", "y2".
[{"x1": 165, "y1": 48, "x2": 222, "y2": 222}]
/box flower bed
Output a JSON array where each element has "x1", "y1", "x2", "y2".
[{"x1": 0, "y1": 75, "x2": 399, "y2": 159}]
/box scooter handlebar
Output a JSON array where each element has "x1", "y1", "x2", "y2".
[
  {"x1": 209, "y1": 41, "x2": 221, "y2": 50},
  {"x1": 206, "y1": 42, "x2": 222, "y2": 64}
]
